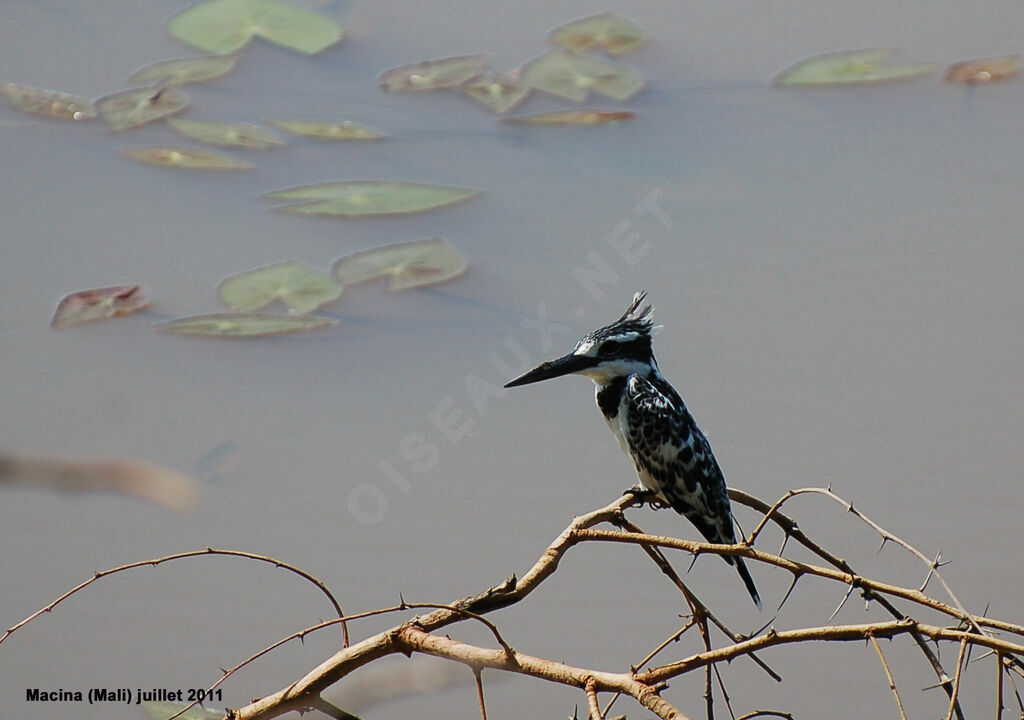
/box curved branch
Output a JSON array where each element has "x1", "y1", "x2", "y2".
[
  {"x1": 1, "y1": 547, "x2": 349, "y2": 646},
  {"x1": 637, "y1": 620, "x2": 1024, "y2": 686},
  {"x1": 572, "y1": 528, "x2": 1024, "y2": 638}
]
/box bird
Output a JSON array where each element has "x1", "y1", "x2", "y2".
[{"x1": 504, "y1": 291, "x2": 761, "y2": 609}]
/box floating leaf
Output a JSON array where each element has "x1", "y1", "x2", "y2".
[
  {"x1": 461, "y1": 71, "x2": 530, "y2": 114},
  {"x1": 264, "y1": 181, "x2": 480, "y2": 217},
  {"x1": 774, "y1": 48, "x2": 941, "y2": 86},
  {"x1": 168, "y1": 0, "x2": 343, "y2": 55},
  {"x1": 157, "y1": 312, "x2": 337, "y2": 337},
  {"x1": 333, "y1": 237, "x2": 467, "y2": 291},
  {"x1": 218, "y1": 261, "x2": 341, "y2": 314},
  {"x1": 168, "y1": 118, "x2": 284, "y2": 148},
  {"x1": 549, "y1": 13, "x2": 646, "y2": 56},
  {"x1": 51, "y1": 285, "x2": 150, "y2": 328},
  {"x1": 522, "y1": 50, "x2": 645, "y2": 102},
  {"x1": 379, "y1": 55, "x2": 486, "y2": 92},
  {"x1": 0, "y1": 82, "x2": 96, "y2": 121},
  {"x1": 0, "y1": 452, "x2": 200, "y2": 512},
  {"x1": 270, "y1": 119, "x2": 386, "y2": 140},
  {"x1": 503, "y1": 109, "x2": 634, "y2": 125},
  {"x1": 97, "y1": 87, "x2": 188, "y2": 130},
  {"x1": 124, "y1": 146, "x2": 253, "y2": 170},
  {"x1": 945, "y1": 55, "x2": 1022, "y2": 84},
  {"x1": 127, "y1": 55, "x2": 238, "y2": 86}
]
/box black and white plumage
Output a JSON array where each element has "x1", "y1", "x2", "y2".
[{"x1": 505, "y1": 291, "x2": 761, "y2": 609}]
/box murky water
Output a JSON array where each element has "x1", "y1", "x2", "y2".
[{"x1": 3, "y1": 1, "x2": 1024, "y2": 719}]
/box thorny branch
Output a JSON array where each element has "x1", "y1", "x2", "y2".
[{"x1": 7, "y1": 490, "x2": 1023, "y2": 720}]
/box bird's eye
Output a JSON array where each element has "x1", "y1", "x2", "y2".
[{"x1": 598, "y1": 340, "x2": 621, "y2": 356}]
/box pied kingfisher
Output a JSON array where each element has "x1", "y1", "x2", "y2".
[{"x1": 505, "y1": 291, "x2": 761, "y2": 609}]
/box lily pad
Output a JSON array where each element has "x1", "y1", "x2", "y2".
[
  {"x1": 774, "y1": 49, "x2": 941, "y2": 86},
  {"x1": 0, "y1": 82, "x2": 96, "y2": 121},
  {"x1": 264, "y1": 181, "x2": 480, "y2": 217},
  {"x1": 168, "y1": 118, "x2": 284, "y2": 148},
  {"x1": 157, "y1": 312, "x2": 337, "y2": 337},
  {"x1": 51, "y1": 285, "x2": 150, "y2": 328},
  {"x1": 379, "y1": 54, "x2": 486, "y2": 92},
  {"x1": 127, "y1": 55, "x2": 238, "y2": 86},
  {"x1": 218, "y1": 261, "x2": 341, "y2": 314},
  {"x1": 168, "y1": 0, "x2": 343, "y2": 55},
  {"x1": 945, "y1": 54, "x2": 1022, "y2": 84},
  {"x1": 461, "y1": 71, "x2": 530, "y2": 114},
  {"x1": 549, "y1": 13, "x2": 646, "y2": 56},
  {"x1": 333, "y1": 237, "x2": 467, "y2": 291},
  {"x1": 522, "y1": 50, "x2": 645, "y2": 102},
  {"x1": 270, "y1": 119, "x2": 386, "y2": 140},
  {"x1": 503, "y1": 109, "x2": 634, "y2": 125},
  {"x1": 97, "y1": 87, "x2": 188, "y2": 130},
  {"x1": 124, "y1": 146, "x2": 254, "y2": 170}
]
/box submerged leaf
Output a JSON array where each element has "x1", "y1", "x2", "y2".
[
  {"x1": 127, "y1": 55, "x2": 238, "y2": 86},
  {"x1": 333, "y1": 237, "x2": 467, "y2": 291},
  {"x1": 97, "y1": 87, "x2": 188, "y2": 130},
  {"x1": 124, "y1": 146, "x2": 253, "y2": 169},
  {"x1": 945, "y1": 55, "x2": 1022, "y2": 84},
  {"x1": 51, "y1": 285, "x2": 150, "y2": 328},
  {"x1": 270, "y1": 119, "x2": 386, "y2": 140},
  {"x1": 168, "y1": 118, "x2": 284, "y2": 148},
  {"x1": 218, "y1": 261, "x2": 341, "y2": 314},
  {"x1": 0, "y1": 82, "x2": 96, "y2": 121},
  {"x1": 379, "y1": 55, "x2": 486, "y2": 92},
  {"x1": 461, "y1": 71, "x2": 530, "y2": 114},
  {"x1": 0, "y1": 452, "x2": 200, "y2": 512},
  {"x1": 774, "y1": 48, "x2": 940, "y2": 86},
  {"x1": 503, "y1": 108, "x2": 634, "y2": 125},
  {"x1": 168, "y1": 0, "x2": 343, "y2": 55},
  {"x1": 264, "y1": 181, "x2": 480, "y2": 217},
  {"x1": 549, "y1": 13, "x2": 646, "y2": 56},
  {"x1": 143, "y1": 702, "x2": 223, "y2": 720},
  {"x1": 522, "y1": 50, "x2": 645, "y2": 102},
  {"x1": 157, "y1": 312, "x2": 337, "y2": 337}
]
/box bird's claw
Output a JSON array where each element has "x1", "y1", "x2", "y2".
[
  {"x1": 623, "y1": 485, "x2": 670, "y2": 509},
  {"x1": 623, "y1": 485, "x2": 658, "y2": 505}
]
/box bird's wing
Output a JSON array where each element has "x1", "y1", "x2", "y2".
[{"x1": 624, "y1": 375, "x2": 738, "y2": 546}]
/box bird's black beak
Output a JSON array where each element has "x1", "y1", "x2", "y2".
[{"x1": 504, "y1": 352, "x2": 596, "y2": 388}]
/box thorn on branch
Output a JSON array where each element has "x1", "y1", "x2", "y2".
[
  {"x1": 829, "y1": 584, "x2": 856, "y2": 622},
  {"x1": 777, "y1": 573, "x2": 802, "y2": 612}
]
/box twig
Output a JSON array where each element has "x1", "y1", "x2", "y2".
[
  {"x1": 862, "y1": 588, "x2": 964, "y2": 720},
  {"x1": 869, "y1": 636, "x2": 908, "y2": 720},
  {"x1": 704, "y1": 663, "x2": 714, "y2": 720},
  {"x1": 0, "y1": 548, "x2": 349, "y2": 647},
  {"x1": 767, "y1": 487, "x2": 985, "y2": 638},
  {"x1": 946, "y1": 637, "x2": 970, "y2": 720},
  {"x1": 997, "y1": 653, "x2": 1005, "y2": 720},
  {"x1": 603, "y1": 620, "x2": 697, "y2": 718},
  {"x1": 613, "y1": 513, "x2": 782, "y2": 683},
  {"x1": 474, "y1": 668, "x2": 488, "y2": 720},
  {"x1": 393, "y1": 626, "x2": 687, "y2": 720},
  {"x1": 712, "y1": 665, "x2": 735, "y2": 720},
  {"x1": 399, "y1": 601, "x2": 515, "y2": 658},
  {"x1": 573, "y1": 528, "x2": 1024, "y2": 639},
  {"x1": 638, "y1": 620, "x2": 1024, "y2": 686},
  {"x1": 585, "y1": 677, "x2": 603, "y2": 720}
]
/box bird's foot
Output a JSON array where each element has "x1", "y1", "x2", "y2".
[{"x1": 623, "y1": 485, "x2": 666, "y2": 508}]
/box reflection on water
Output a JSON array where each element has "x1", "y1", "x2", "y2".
[{"x1": 3, "y1": 1, "x2": 1024, "y2": 718}]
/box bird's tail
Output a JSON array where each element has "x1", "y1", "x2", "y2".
[{"x1": 730, "y1": 555, "x2": 762, "y2": 610}]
